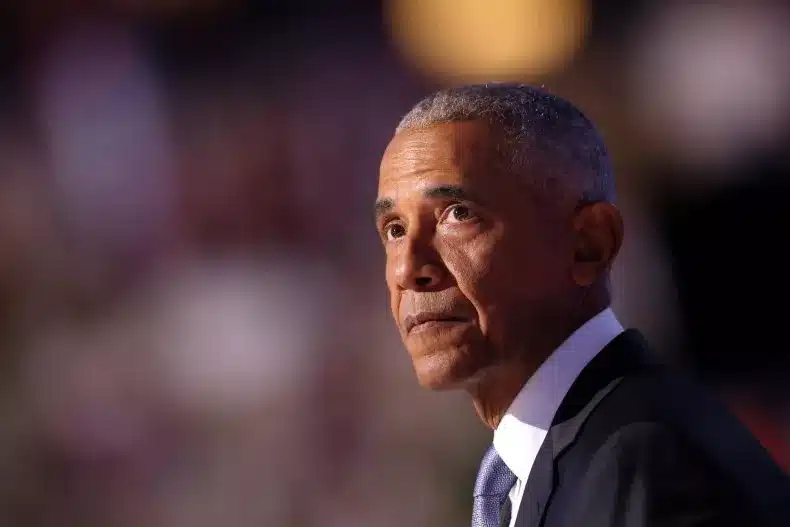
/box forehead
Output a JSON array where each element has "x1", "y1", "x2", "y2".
[{"x1": 378, "y1": 121, "x2": 502, "y2": 194}]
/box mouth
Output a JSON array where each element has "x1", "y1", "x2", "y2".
[{"x1": 403, "y1": 312, "x2": 471, "y2": 334}]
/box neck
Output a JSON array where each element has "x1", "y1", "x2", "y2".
[
  {"x1": 467, "y1": 297, "x2": 609, "y2": 430},
  {"x1": 468, "y1": 360, "x2": 535, "y2": 429}
]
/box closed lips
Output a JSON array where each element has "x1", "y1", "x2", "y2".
[{"x1": 403, "y1": 312, "x2": 468, "y2": 333}]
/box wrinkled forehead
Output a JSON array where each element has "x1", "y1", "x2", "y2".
[{"x1": 378, "y1": 121, "x2": 504, "y2": 191}]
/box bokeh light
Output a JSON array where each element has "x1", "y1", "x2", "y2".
[
  {"x1": 629, "y1": 2, "x2": 790, "y2": 176},
  {"x1": 386, "y1": 0, "x2": 590, "y2": 82}
]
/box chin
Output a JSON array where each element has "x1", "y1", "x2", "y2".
[{"x1": 410, "y1": 347, "x2": 487, "y2": 391}]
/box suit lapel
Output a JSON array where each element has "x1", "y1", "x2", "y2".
[
  {"x1": 513, "y1": 434, "x2": 555, "y2": 527},
  {"x1": 513, "y1": 330, "x2": 654, "y2": 527}
]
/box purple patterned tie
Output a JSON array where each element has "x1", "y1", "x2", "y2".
[{"x1": 472, "y1": 445, "x2": 518, "y2": 527}]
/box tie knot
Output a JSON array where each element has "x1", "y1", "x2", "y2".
[{"x1": 473, "y1": 445, "x2": 517, "y2": 498}]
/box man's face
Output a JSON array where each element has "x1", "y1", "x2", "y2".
[{"x1": 376, "y1": 121, "x2": 575, "y2": 389}]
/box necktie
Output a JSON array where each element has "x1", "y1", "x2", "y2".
[{"x1": 472, "y1": 445, "x2": 518, "y2": 527}]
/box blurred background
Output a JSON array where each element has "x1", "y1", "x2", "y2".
[{"x1": 0, "y1": 0, "x2": 787, "y2": 525}]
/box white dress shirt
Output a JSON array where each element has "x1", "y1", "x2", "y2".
[{"x1": 493, "y1": 307, "x2": 624, "y2": 526}]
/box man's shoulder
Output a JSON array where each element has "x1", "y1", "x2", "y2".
[
  {"x1": 555, "y1": 368, "x2": 790, "y2": 524},
  {"x1": 561, "y1": 367, "x2": 718, "y2": 467},
  {"x1": 585, "y1": 363, "x2": 712, "y2": 428},
  {"x1": 578, "y1": 366, "x2": 777, "y2": 474},
  {"x1": 551, "y1": 331, "x2": 728, "y2": 456},
  {"x1": 546, "y1": 415, "x2": 755, "y2": 526},
  {"x1": 560, "y1": 330, "x2": 768, "y2": 455}
]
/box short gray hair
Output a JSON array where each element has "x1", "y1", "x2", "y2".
[{"x1": 396, "y1": 83, "x2": 615, "y2": 203}]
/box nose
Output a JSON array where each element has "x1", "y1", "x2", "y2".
[{"x1": 392, "y1": 236, "x2": 447, "y2": 291}]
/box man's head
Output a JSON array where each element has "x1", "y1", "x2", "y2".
[{"x1": 375, "y1": 84, "x2": 623, "y2": 391}]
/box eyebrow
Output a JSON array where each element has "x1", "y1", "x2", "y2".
[
  {"x1": 424, "y1": 185, "x2": 471, "y2": 201},
  {"x1": 374, "y1": 185, "x2": 475, "y2": 220},
  {"x1": 374, "y1": 197, "x2": 395, "y2": 219}
]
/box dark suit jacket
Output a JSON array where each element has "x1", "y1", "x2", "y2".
[{"x1": 514, "y1": 330, "x2": 790, "y2": 527}]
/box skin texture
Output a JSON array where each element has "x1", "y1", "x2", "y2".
[{"x1": 375, "y1": 121, "x2": 624, "y2": 428}]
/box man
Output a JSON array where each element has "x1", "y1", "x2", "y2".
[{"x1": 374, "y1": 84, "x2": 790, "y2": 527}]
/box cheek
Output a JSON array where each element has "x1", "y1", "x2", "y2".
[
  {"x1": 384, "y1": 259, "x2": 401, "y2": 322},
  {"x1": 444, "y1": 233, "x2": 567, "y2": 319},
  {"x1": 500, "y1": 242, "x2": 574, "y2": 330},
  {"x1": 439, "y1": 236, "x2": 500, "y2": 315}
]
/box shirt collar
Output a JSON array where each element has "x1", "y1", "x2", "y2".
[{"x1": 493, "y1": 307, "x2": 624, "y2": 481}]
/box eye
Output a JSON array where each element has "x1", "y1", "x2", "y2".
[
  {"x1": 443, "y1": 204, "x2": 475, "y2": 224},
  {"x1": 384, "y1": 222, "x2": 406, "y2": 241}
]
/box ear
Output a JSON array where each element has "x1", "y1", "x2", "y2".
[{"x1": 570, "y1": 202, "x2": 624, "y2": 287}]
